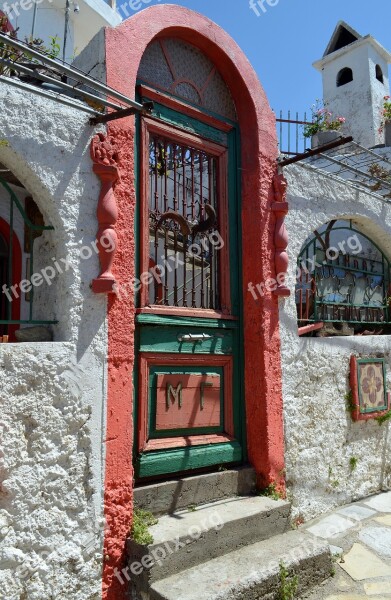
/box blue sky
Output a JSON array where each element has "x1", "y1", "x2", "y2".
[{"x1": 117, "y1": 0, "x2": 391, "y2": 119}]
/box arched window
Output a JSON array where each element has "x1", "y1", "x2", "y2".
[
  {"x1": 376, "y1": 64, "x2": 384, "y2": 84},
  {"x1": 0, "y1": 176, "x2": 56, "y2": 341},
  {"x1": 337, "y1": 67, "x2": 353, "y2": 87},
  {"x1": 296, "y1": 220, "x2": 391, "y2": 336}
]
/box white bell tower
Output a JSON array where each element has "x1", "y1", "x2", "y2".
[{"x1": 313, "y1": 21, "x2": 391, "y2": 148}]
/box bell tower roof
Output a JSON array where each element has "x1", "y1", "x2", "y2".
[
  {"x1": 314, "y1": 22, "x2": 391, "y2": 71},
  {"x1": 323, "y1": 21, "x2": 361, "y2": 57}
]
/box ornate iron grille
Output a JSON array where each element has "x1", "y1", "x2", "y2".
[
  {"x1": 148, "y1": 134, "x2": 220, "y2": 309},
  {"x1": 296, "y1": 220, "x2": 391, "y2": 328}
]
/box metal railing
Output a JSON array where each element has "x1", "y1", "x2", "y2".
[{"x1": 276, "y1": 111, "x2": 312, "y2": 156}]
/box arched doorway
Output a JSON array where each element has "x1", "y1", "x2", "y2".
[{"x1": 134, "y1": 37, "x2": 243, "y2": 479}]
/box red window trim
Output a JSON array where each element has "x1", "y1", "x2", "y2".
[{"x1": 0, "y1": 217, "x2": 22, "y2": 342}]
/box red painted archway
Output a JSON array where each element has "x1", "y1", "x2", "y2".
[{"x1": 101, "y1": 7, "x2": 285, "y2": 598}]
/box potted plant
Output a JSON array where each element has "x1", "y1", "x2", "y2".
[
  {"x1": 379, "y1": 96, "x2": 391, "y2": 147},
  {"x1": 0, "y1": 20, "x2": 61, "y2": 83},
  {"x1": 303, "y1": 101, "x2": 346, "y2": 149}
]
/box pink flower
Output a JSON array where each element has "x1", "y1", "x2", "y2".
[{"x1": 338, "y1": 117, "x2": 346, "y2": 123}]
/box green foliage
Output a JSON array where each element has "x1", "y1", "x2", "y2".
[
  {"x1": 47, "y1": 36, "x2": 61, "y2": 60},
  {"x1": 303, "y1": 100, "x2": 346, "y2": 138},
  {"x1": 379, "y1": 95, "x2": 391, "y2": 133},
  {"x1": 187, "y1": 504, "x2": 197, "y2": 512},
  {"x1": 375, "y1": 409, "x2": 391, "y2": 425},
  {"x1": 130, "y1": 509, "x2": 158, "y2": 546},
  {"x1": 328, "y1": 466, "x2": 340, "y2": 489},
  {"x1": 0, "y1": 19, "x2": 61, "y2": 78},
  {"x1": 0, "y1": 140, "x2": 8, "y2": 147},
  {"x1": 277, "y1": 562, "x2": 298, "y2": 600},
  {"x1": 345, "y1": 390, "x2": 356, "y2": 414},
  {"x1": 258, "y1": 482, "x2": 283, "y2": 501},
  {"x1": 349, "y1": 457, "x2": 358, "y2": 471}
]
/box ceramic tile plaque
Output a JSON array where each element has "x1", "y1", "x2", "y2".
[{"x1": 350, "y1": 356, "x2": 389, "y2": 421}]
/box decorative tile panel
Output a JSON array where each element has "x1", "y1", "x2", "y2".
[{"x1": 350, "y1": 356, "x2": 390, "y2": 421}]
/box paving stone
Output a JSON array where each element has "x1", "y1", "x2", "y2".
[
  {"x1": 364, "y1": 492, "x2": 391, "y2": 513},
  {"x1": 339, "y1": 543, "x2": 391, "y2": 581},
  {"x1": 375, "y1": 515, "x2": 391, "y2": 527},
  {"x1": 329, "y1": 544, "x2": 344, "y2": 556},
  {"x1": 324, "y1": 595, "x2": 367, "y2": 599},
  {"x1": 359, "y1": 526, "x2": 391, "y2": 558},
  {"x1": 306, "y1": 514, "x2": 356, "y2": 539},
  {"x1": 364, "y1": 578, "x2": 391, "y2": 595},
  {"x1": 335, "y1": 575, "x2": 354, "y2": 591},
  {"x1": 336, "y1": 505, "x2": 377, "y2": 521}
]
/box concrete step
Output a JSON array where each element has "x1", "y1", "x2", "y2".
[
  {"x1": 149, "y1": 530, "x2": 331, "y2": 600},
  {"x1": 134, "y1": 466, "x2": 256, "y2": 516},
  {"x1": 127, "y1": 495, "x2": 291, "y2": 592}
]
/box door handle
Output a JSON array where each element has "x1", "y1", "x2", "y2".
[{"x1": 177, "y1": 333, "x2": 213, "y2": 343}]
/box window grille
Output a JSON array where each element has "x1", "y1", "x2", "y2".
[
  {"x1": 296, "y1": 220, "x2": 391, "y2": 330},
  {"x1": 148, "y1": 134, "x2": 220, "y2": 310}
]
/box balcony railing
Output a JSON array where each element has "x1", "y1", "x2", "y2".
[{"x1": 276, "y1": 111, "x2": 312, "y2": 156}]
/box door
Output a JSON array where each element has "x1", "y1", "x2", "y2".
[{"x1": 135, "y1": 106, "x2": 244, "y2": 479}]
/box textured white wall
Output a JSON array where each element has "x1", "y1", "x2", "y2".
[
  {"x1": 315, "y1": 39, "x2": 390, "y2": 148},
  {"x1": 0, "y1": 80, "x2": 107, "y2": 599},
  {"x1": 281, "y1": 161, "x2": 391, "y2": 522}
]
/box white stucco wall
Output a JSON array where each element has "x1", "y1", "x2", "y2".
[
  {"x1": 0, "y1": 80, "x2": 107, "y2": 599},
  {"x1": 281, "y1": 162, "x2": 391, "y2": 522}
]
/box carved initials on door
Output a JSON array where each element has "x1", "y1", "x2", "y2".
[
  {"x1": 156, "y1": 373, "x2": 222, "y2": 431},
  {"x1": 166, "y1": 382, "x2": 183, "y2": 408}
]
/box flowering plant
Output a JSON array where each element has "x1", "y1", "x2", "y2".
[
  {"x1": 303, "y1": 101, "x2": 346, "y2": 138},
  {"x1": 379, "y1": 96, "x2": 391, "y2": 134}
]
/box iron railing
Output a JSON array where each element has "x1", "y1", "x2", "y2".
[{"x1": 276, "y1": 111, "x2": 312, "y2": 156}]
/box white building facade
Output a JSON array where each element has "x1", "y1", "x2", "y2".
[{"x1": 1, "y1": 0, "x2": 121, "y2": 61}]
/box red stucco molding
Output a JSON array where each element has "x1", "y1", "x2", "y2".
[{"x1": 90, "y1": 133, "x2": 119, "y2": 293}]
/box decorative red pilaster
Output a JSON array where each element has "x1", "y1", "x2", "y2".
[
  {"x1": 90, "y1": 133, "x2": 119, "y2": 293},
  {"x1": 272, "y1": 173, "x2": 290, "y2": 297}
]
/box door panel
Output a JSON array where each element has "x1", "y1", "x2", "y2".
[{"x1": 135, "y1": 103, "x2": 243, "y2": 479}]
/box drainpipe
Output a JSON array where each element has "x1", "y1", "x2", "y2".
[
  {"x1": 31, "y1": 3, "x2": 38, "y2": 38},
  {"x1": 62, "y1": 0, "x2": 70, "y2": 63}
]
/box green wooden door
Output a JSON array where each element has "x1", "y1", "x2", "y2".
[{"x1": 134, "y1": 102, "x2": 244, "y2": 479}]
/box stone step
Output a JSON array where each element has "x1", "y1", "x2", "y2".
[
  {"x1": 149, "y1": 530, "x2": 331, "y2": 600},
  {"x1": 134, "y1": 466, "x2": 256, "y2": 516},
  {"x1": 127, "y1": 495, "x2": 291, "y2": 592}
]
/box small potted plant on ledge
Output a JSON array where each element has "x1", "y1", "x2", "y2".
[
  {"x1": 304, "y1": 101, "x2": 346, "y2": 149},
  {"x1": 379, "y1": 96, "x2": 391, "y2": 147}
]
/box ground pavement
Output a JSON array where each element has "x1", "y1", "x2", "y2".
[{"x1": 302, "y1": 491, "x2": 391, "y2": 599}]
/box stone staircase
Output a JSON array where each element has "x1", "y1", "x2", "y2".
[{"x1": 127, "y1": 468, "x2": 331, "y2": 600}]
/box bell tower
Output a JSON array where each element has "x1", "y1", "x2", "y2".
[{"x1": 313, "y1": 21, "x2": 391, "y2": 148}]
